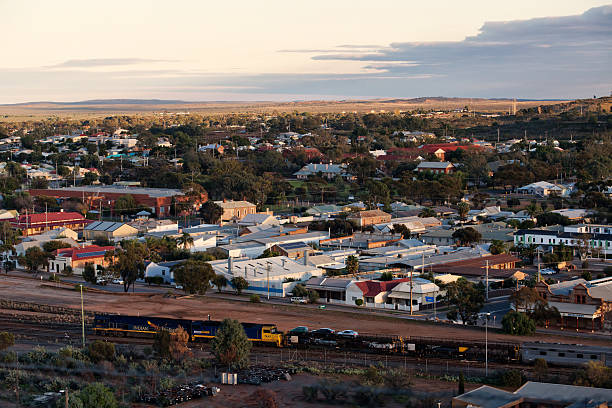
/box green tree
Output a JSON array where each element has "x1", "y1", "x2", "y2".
[
  {"x1": 176, "y1": 232, "x2": 194, "y2": 250},
  {"x1": 210, "y1": 318, "x2": 252, "y2": 370},
  {"x1": 446, "y1": 278, "x2": 485, "y2": 325},
  {"x1": 106, "y1": 241, "x2": 147, "y2": 292},
  {"x1": 82, "y1": 264, "x2": 97, "y2": 284},
  {"x1": 419, "y1": 207, "x2": 436, "y2": 218},
  {"x1": 87, "y1": 340, "x2": 115, "y2": 363},
  {"x1": 379, "y1": 272, "x2": 394, "y2": 281},
  {"x1": 489, "y1": 240, "x2": 507, "y2": 255},
  {"x1": 345, "y1": 255, "x2": 359, "y2": 276},
  {"x1": 153, "y1": 328, "x2": 172, "y2": 359},
  {"x1": 392, "y1": 224, "x2": 411, "y2": 238},
  {"x1": 42, "y1": 240, "x2": 72, "y2": 254},
  {"x1": 56, "y1": 394, "x2": 83, "y2": 408},
  {"x1": 79, "y1": 383, "x2": 118, "y2": 408},
  {"x1": 457, "y1": 202, "x2": 470, "y2": 221},
  {"x1": 533, "y1": 358, "x2": 548, "y2": 382},
  {"x1": 212, "y1": 274, "x2": 227, "y2": 292},
  {"x1": 231, "y1": 276, "x2": 249, "y2": 294},
  {"x1": 173, "y1": 260, "x2": 215, "y2": 294},
  {"x1": 501, "y1": 311, "x2": 536, "y2": 335},
  {"x1": 452, "y1": 227, "x2": 482, "y2": 246},
  {"x1": 199, "y1": 201, "x2": 224, "y2": 224},
  {"x1": 18, "y1": 246, "x2": 48, "y2": 273},
  {"x1": 458, "y1": 372, "x2": 465, "y2": 395},
  {"x1": 113, "y1": 194, "x2": 138, "y2": 215}
]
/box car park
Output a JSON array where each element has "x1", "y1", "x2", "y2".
[{"x1": 337, "y1": 329, "x2": 358, "y2": 337}]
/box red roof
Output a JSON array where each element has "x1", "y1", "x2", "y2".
[
  {"x1": 354, "y1": 278, "x2": 412, "y2": 297},
  {"x1": 420, "y1": 143, "x2": 483, "y2": 154},
  {"x1": 55, "y1": 245, "x2": 115, "y2": 261},
  {"x1": 11, "y1": 212, "x2": 89, "y2": 228}
]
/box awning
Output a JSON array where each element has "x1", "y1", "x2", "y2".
[{"x1": 548, "y1": 301, "x2": 601, "y2": 319}]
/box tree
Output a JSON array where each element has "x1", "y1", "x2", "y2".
[
  {"x1": 18, "y1": 247, "x2": 48, "y2": 273},
  {"x1": 79, "y1": 383, "x2": 118, "y2": 408},
  {"x1": 87, "y1": 340, "x2": 115, "y2": 363},
  {"x1": 153, "y1": 328, "x2": 172, "y2": 359},
  {"x1": 113, "y1": 194, "x2": 138, "y2": 215},
  {"x1": 446, "y1": 278, "x2": 484, "y2": 325},
  {"x1": 173, "y1": 260, "x2": 215, "y2": 294},
  {"x1": 392, "y1": 224, "x2": 410, "y2": 238},
  {"x1": 231, "y1": 276, "x2": 249, "y2": 295},
  {"x1": 0, "y1": 331, "x2": 15, "y2": 351},
  {"x1": 379, "y1": 272, "x2": 394, "y2": 281},
  {"x1": 176, "y1": 232, "x2": 194, "y2": 250},
  {"x1": 452, "y1": 227, "x2": 482, "y2": 246},
  {"x1": 213, "y1": 274, "x2": 227, "y2": 293},
  {"x1": 169, "y1": 326, "x2": 190, "y2": 361},
  {"x1": 199, "y1": 201, "x2": 224, "y2": 224},
  {"x1": 42, "y1": 240, "x2": 72, "y2": 254},
  {"x1": 457, "y1": 202, "x2": 470, "y2": 221},
  {"x1": 346, "y1": 255, "x2": 359, "y2": 277},
  {"x1": 501, "y1": 311, "x2": 536, "y2": 335},
  {"x1": 419, "y1": 207, "x2": 436, "y2": 218},
  {"x1": 82, "y1": 264, "x2": 97, "y2": 284},
  {"x1": 533, "y1": 358, "x2": 548, "y2": 382},
  {"x1": 510, "y1": 287, "x2": 543, "y2": 312},
  {"x1": 489, "y1": 240, "x2": 507, "y2": 255},
  {"x1": 210, "y1": 318, "x2": 252, "y2": 371},
  {"x1": 105, "y1": 241, "x2": 146, "y2": 292},
  {"x1": 458, "y1": 372, "x2": 465, "y2": 395}
]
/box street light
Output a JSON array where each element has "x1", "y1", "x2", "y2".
[
  {"x1": 80, "y1": 284, "x2": 85, "y2": 348},
  {"x1": 485, "y1": 312, "x2": 491, "y2": 377}
]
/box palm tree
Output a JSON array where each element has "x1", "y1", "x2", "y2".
[
  {"x1": 177, "y1": 232, "x2": 194, "y2": 250},
  {"x1": 525, "y1": 202, "x2": 542, "y2": 218}
]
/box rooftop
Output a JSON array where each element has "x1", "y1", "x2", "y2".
[{"x1": 34, "y1": 185, "x2": 184, "y2": 198}]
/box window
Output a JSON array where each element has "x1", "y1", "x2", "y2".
[
  {"x1": 577, "y1": 354, "x2": 583, "y2": 359},
  {"x1": 558, "y1": 352, "x2": 565, "y2": 357},
  {"x1": 539, "y1": 351, "x2": 547, "y2": 356},
  {"x1": 591, "y1": 355, "x2": 598, "y2": 359}
]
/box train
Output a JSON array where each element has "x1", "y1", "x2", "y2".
[{"x1": 93, "y1": 314, "x2": 612, "y2": 368}]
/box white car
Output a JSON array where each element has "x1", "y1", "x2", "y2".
[
  {"x1": 291, "y1": 297, "x2": 308, "y2": 304},
  {"x1": 337, "y1": 329, "x2": 359, "y2": 338},
  {"x1": 540, "y1": 268, "x2": 556, "y2": 275},
  {"x1": 112, "y1": 278, "x2": 124, "y2": 284},
  {"x1": 174, "y1": 284, "x2": 184, "y2": 290}
]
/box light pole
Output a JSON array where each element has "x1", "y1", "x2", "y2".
[
  {"x1": 485, "y1": 312, "x2": 490, "y2": 377},
  {"x1": 80, "y1": 284, "x2": 85, "y2": 348}
]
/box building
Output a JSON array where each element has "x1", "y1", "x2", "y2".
[
  {"x1": 305, "y1": 277, "x2": 354, "y2": 304},
  {"x1": 387, "y1": 278, "x2": 442, "y2": 312},
  {"x1": 534, "y1": 277, "x2": 612, "y2": 331},
  {"x1": 214, "y1": 200, "x2": 257, "y2": 222},
  {"x1": 48, "y1": 245, "x2": 115, "y2": 275},
  {"x1": 293, "y1": 163, "x2": 352, "y2": 180},
  {"x1": 347, "y1": 209, "x2": 391, "y2": 227},
  {"x1": 415, "y1": 161, "x2": 455, "y2": 174},
  {"x1": 10, "y1": 212, "x2": 92, "y2": 236},
  {"x1": 514, "y1": 224, "x2": 612, "y2": 256},
  {"x1": 237, "y1": 213, "x2": 279, "y2": 228},
  {"x1": 453, "y1": 382, "x2": 612, "y2": 408},
  {"x1": 144, "y1": 260, "x2": 184, "y2": 284},
  {"x1": 517, "y1": 181, "x2": 568, "y2": 197},
  {"x1": 28, "y1": 185, "x2": 204, "y2": 218},
  {"x1": 208, "y1": 256, "x2": 323, "y2": 297},
  {"x1": 270, "y1": 242, "x2": 315, "y2": 259},
  {"x1": 321, "y1": 232, "x2": 402, "y2": 250},
  {"x1": 346, "y1": 278, "x2": 412, "y2": 308},
  {"x1": 83, "y1": 221, "x2": 139, "y2": 241}
]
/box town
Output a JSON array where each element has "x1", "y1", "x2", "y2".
[
  {"x1": 0, "y1": 94, "x2": 610, "y2": 407},
  {"x1": 1, "y1": 1, "x2": 612, "y2": 407}
]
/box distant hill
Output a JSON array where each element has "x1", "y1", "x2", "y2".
[{"x1": 1, "y1": 99, "x2": 187, "y2": 106}]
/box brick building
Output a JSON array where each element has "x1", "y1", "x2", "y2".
[
  {"x1": 10, "y1": 212, "x2": 92, "y2": 236},
  {"x1": 48, "y1": 245, "x2": 115, "y2": 274},
  {"x1": 214, "y1": 200, "x2": 257, "y2": 222},
  {"x1": 347, "y1": 209, "x2": 391, "y2": 227}
]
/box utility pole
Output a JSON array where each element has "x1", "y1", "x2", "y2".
[
  {"x1": 485, "y1": 312, "x2": 490, "y2": 377},
  {"x1": 266, "y1": 262, "x2": 271, "y2": 300},
  {"x1": 485, "y1": 260, "x2": 489, "y2": 301},
  {"x1": 80, "y1": 284, "x2": 85, "y2": 347}
]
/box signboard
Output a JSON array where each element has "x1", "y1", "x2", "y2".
[{"x1": 425, "y1": 296, "x2": 435, "y2": 302}]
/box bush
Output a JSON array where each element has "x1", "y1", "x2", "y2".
[
  {"x1": 0, "y1": 331, "x2": 15, "y2": 351},
  {"x1": 249, "y1": 294, "x2": 261, "y2": 303},
  {"x1": 355, "y1": 298, "x2": 364, "y2": 306},
  {"x1": 79, "y1": 382, "x2": 118, "y2": 408},
  {"x1": 48, "y1": 274, "x2": 61, "y2": 282},
  {"x1": 498, "y1": 369, "x2": 525, "y2": 388},
  {"x1": 87, "y1": 340, "x2": 115, "y2": 363},
  {"x1": 502, "y1": 311, "x2": 536, "y2": 335},
  {"x1": 302, "y1": 386, "x2": 318, "y2": 402}
]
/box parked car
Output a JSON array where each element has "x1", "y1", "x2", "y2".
[
  {"x1": 291, "y1": 297, "x2": 308, "y2": 304},
  {"x1": 312, "y1": 328, "x2": 335, "y2": 335},
  {"x1": 112, "y1": 278, "x2": 124, "y2": 284},
  {"x1": 174, "y1": 284, "x2": 184, "y2": 290},
  {"x1": 96, "y1": 278, "x2": 108, "y2": 286},
  {"x1": 540, "y1": 268, "x2": 556, "y2": 275},
  {"x1": 337, "y1": 329, "x2": 358, "y2": 338},
  {"x1": 288, "y1": 326, "x2": 309, "y2": 335}
]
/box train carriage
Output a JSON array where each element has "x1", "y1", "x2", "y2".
[
  {"x1": 521, "y1": 342, "x2": 612, "y2": 367},
  {"x1": 93, "y1": 315, "x2": 192, "y2": 338}
]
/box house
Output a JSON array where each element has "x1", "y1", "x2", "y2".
[
  {"x1": 415, "y1": 161, "x2": 454, "y2": 174},
  {"x1": 10, "y1": 212, "x2": 92, "y2": 236},
  {"x1": 517, "y1": 181, "x2": 568, "y2": 197},
  {"x1": 208, "y1": 256, "x2": 323, "y2": 297},
  {"x1": 387, "y1": 278, "x2": 442, "y2": 312},
  {"x1": 346, "y1": 278, "x2": 412, "y2": 308},
  {"x1": 534, "y1": 277, "x2": 612, "y2": 331},
  {"x1": 237, "y1": 213, "x2": 279, "y2": 228},
  {"x1": 270, "y1": 242, "x2": 315, "y2": 259},
  {"x1": 419, "y1": 143, "x2": 484, "y2": 161},
  {"x1": 214, "y1": 200, "x2": 257, "y2": 222},
  {"x1": 218, "y1": 231, "x2": 329, "y2": 258},
  {"x1": 305, "y1": 204, "x2": 345, "y2": 217},
  {"x1": 347, "y1": 209, "x2": 391, "y2": 227},
  {"x1": 320, "y1": 232, "x2": 402, "y2": 250},
  {"x1": 305, "y1": 277, "x2": 354, "y2": 304},
  {"x1": 83, "y1": 221, "x2": 139, "y2": 241},
  {"x1": 144, "y1": 260, "x2": 185, "y2": 284},
  {"x1": 453, "y1": 382, "x2": 612, "y2": 408},
  {"x1": 373, "y1": 216, "x2": 441, "y2": 235},
  {"x1": 294, "y1": 163, "x2": 352, "y2": 180},
  {"x1": 48, "y1": 245, "x2": 115, "y2": 275},
  {"x1": 26, "y1": 227, "x2": 78, "y2": 242},
  {"x1": 129, "y1": 218, "x2": 178, "y2": 234},
  {"x1": 198, "y1": 143, "x2": 224, "y2": 155}
]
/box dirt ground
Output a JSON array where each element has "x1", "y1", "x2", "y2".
[
  {"x1": 171, "y1": 374, "x2": 477, "y2": 408},
  {"x1": 1, "y1": 275, "x2": 610, "y2": 346}
]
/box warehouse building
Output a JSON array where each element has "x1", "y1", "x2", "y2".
[{"x1": 83, "y1": 221, "x2": 139, "y2": 241}]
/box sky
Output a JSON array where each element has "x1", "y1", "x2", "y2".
[{"x1": 1, "y1": 0, "x2": 611, "y2": 103}]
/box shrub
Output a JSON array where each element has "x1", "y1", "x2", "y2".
[
  {"x1": 249, "y1": 294, "x2": 261, "y2": 303},
  {"x1": 502, "y1": 311, "x2": 536, "y2": 335},
  {"x1": 355, "y1": 298, "x2": 364, "y2": 306},
  {"x1": 302, "y1": 386, "x2": 318, "y2": 402},
  {"x1": 88, "y1": 340, "x2": 115, "y2": 363},
  {"x1": 0, "y1": 331, "x2": 15, "y2": 351},
  {"x1": 498, "y1": 369, "x2": 525, "y2": 388},
  {"x1": 48, "y1": 274, "x2": 61, "y2": 282},
  {"x1": 79, "y1": 382, "x2": 118, "y2": 408}
]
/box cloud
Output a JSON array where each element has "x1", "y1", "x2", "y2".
[{"x1": 46, "y1": 58, "x2": 174, "y2": 69}]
